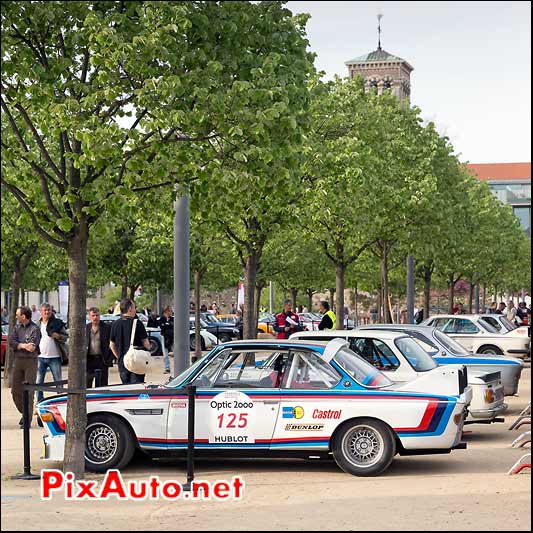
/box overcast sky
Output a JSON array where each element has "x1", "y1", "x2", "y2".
[{"x1": 286, "y1": 1, "x2": 531, "y2": 164}]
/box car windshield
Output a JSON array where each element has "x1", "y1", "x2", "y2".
[
  {"x1": 394, "y1": 337, "x2": 438, "y2": 372},
  {"x1": 332, "y1": 347, "x2": 393, "y2": 388},
  {"x1": 201, "y1": 313, "x2": 218, "y2": 324},
  {"x1": 165, "y1": 356, "x2": 207, "y2": 388},
  {"x1": 190, "y1": 317, "x2": 209, "y2": 328},
  {"x1": 434, "y1": 329, "x2": 471, "y2": 355},
  {"x1": 478, "y1": 318, "x2": 500, "y2": 334}
]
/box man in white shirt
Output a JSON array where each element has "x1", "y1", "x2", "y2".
[
  {"x1": 31, "y1": 304, "x2": 41, "y2": 322},
  {"x1": 36, "y1": 303, "x2": 65, "y2": 404}
]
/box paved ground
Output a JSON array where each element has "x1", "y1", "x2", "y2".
[{"x1": 1, "y1": 356, "x2": 531, "y2": 531}]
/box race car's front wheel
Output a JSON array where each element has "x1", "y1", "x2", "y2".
[
  {"x1": 332, "y1": 418, "x2": 396, "y2": 477},
  {"x1": 85, "y1": 414, "x2": 136, "y2": 473}
]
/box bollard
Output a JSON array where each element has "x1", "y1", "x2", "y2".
[
  {"x1": 11, "y1": 384, "x2": 40, "y2": 480},
  {"x1": 95, "y1": 368, "x2": 102, "y2": 388},
  {"x1": 182, "y1": 384, "x2": 196, "y2": 491}
]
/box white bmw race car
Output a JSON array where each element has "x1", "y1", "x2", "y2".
[{"x1": 38, "y1": 338, "x2": 469, "y2": 477}]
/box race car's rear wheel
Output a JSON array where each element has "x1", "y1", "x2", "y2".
[
  {"x1": 332, "y1": 418, "x2": 395, "y2": 477},
  {"x1": 85, "y1": 414, "x2": 136, "y2": 473}
]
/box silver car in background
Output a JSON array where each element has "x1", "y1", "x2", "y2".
[{"x1": 358, "y1": 324, "x2": 524, "y2": 396}]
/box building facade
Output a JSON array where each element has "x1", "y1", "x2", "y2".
[{"x1": 467, "y1": 162, "x2": 531, "y2": 237}]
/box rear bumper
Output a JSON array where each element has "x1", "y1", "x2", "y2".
[
  {"x1": 467, "y1": 402, "x2": 508, "y2": 421},
  {"x1": 42, "y1": 435, "x2": 65, "y2": 461}
]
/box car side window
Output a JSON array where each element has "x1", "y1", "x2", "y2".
[
  {"x1": 349, "y1": 338, "x2": 399, "y2": 370},
  {"x1": 482, "y1": 317, "x2": 500, "y2": 330},
  {"x1": 192, "y1": 350, "x2": 287, "y2": 388},
  {"x1": 282, "y1": 351, "x2": 340, "y2": 390},
  {"x1": 453, "y1": 318, "x2": 479, "y2": 334}
]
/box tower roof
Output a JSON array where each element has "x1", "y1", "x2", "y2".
[{"x1": 345, "y1": 48, "x2": 414, "y2": 71}]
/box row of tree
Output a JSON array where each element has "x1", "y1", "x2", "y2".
[{"x1": 1, "y1": 1, "x2": 529, "y2": 477}]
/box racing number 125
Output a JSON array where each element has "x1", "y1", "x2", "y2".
[{"x1": 217, "y1": 412, "x2": 248, "y2": 429}]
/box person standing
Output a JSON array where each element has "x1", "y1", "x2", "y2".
[
  {"x1": 109, "y1": 299, "x2": 151, "y2": 384},
  {"x1": 36, "y1": 303, "x2": 67, "y2": 404},
  {"x1": 495, "y1": 302, "x2": 506, "y2": 315},
  {"x1": 8, "y1": 306, "x2": 41, "y2": 427},
  {"x1": 318, "y1": 301, "x2": 337, "y2": 331},
  {"x1": 159, "y1": 305, "x2": 174, "y2": 374},
  {"x1": 1, "y1": 306, "x2": 8, "y2": 322},
  {"x1": 516, "y1": 302, "x2": 528, "y2": 325},
  {"x1": 31, "y1": 304, "x2": 41, "y2": 322},
  {"x1": 505, "y1": 301, "x2": 518, "y2": 324},
  {"x1": 273, "y1": 299, "x2": 302, "y2": 339},
  {"x1": 234, "y1": 308, "x2": 244, "y2": 340},
  {"x1": 85, "y1": 307, "x2": 113, "y2": 388}
]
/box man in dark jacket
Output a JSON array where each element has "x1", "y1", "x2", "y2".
[
  {"x1": 86, "y1": 307, "x2": 113, "y2": 387},
  {"x1": 9, "y1": 306, "x2": 41, "y2": 426}
]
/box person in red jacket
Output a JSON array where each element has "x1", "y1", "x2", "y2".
[{"x1": 273, "y1": 299, "x2": 302, "y2": 339}]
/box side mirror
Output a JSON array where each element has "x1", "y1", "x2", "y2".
[{"x1": 441, "y1": 351, "x2": 447, "y2": 356}]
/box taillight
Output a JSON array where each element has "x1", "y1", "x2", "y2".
[
  {"x1": 484, "y1": 389, "x2": 495, "y2": 403},
  {"x1": 49, "y1": 406, "x2": 66, "y2": 430}
]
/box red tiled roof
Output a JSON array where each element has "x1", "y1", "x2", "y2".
[{"x1": 467, "y1": 163, "x2": 531, "y2": 182}]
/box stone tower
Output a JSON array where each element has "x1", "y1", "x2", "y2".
[{"x1": 344, "y1": 15, "x2": 413, "y2": 101}]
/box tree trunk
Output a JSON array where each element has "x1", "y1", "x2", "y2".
[
  {"x1": 243, "y1": 253, "x2": 259, "y2": 339},
  {"x1": 194, "y1": 270, "x2": 202, "y2": 360},
  {"x1": 5, "y1": 267, "x2": 21, "y2": 386},
  {"x1": 329, "y1": 288, "x2": 335, "y2": 310},
  {"x1": 335, "y1": 263, "x2": 345, "y2": 330},
  {"x1": 63, "y1": 220, "x2": 89, "y2": 479},
  {"x1": 468, "y1": 281, "x2": 474, "y2": 313},
  {"x1": 448, "y1": 274, "x2": 455, "y2": 313},
  {"x1": 306, "y1": 289, "x2": 314, "y2": 311},
  {"x1": 290, "y1": 287, "x2": 298, "y2": 309},
  {"x1": 121, "y1": 277, "x2": 128, "y2": 299},
  {"x1": 255, "y1": 282, "x2": 265, "y2": 329},
  {"x1": 482, "y1": 284, "x2": 487, "y2": 311},
  {"x1": 354, "y1": 283, "x2": 358, "y2": 327},
  {"x1": 377, "y1": 286, "x2": 382, "y2": 323},
  {"x1": 421, "y1": 263, "x2": 433, "y2": 320},
  {"x1": 380, "y1": 245, "x2": 391, "y2": 323}
]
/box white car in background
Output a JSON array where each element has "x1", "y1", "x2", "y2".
[
  {"x1": 290, "y1": 330, "x2": 506, "y2": 424},
  {"x1": 478, "y1": 314, "x2": 530, "y2": 338},
  {"x1": 421, "y1": 315, "x2": 530, "y2": 358}
]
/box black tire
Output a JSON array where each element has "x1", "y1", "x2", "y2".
[
  {"x1": 148, "y1": 337, "x2": 162, "y2": 356},
  {"x1": 478, "y1": 345, "x2": 503, "y2": 355},
  {"x1": 331, "y1": 418, "x2": 396, "y2": 477},
  {"x1": 190, "y1": 335, "x2": 206, "y2": 351},
  {"x1": 85, "y1": 414, "x2": 136, "y2": 473}
]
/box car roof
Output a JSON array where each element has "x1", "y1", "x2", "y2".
[
  {"x1": 292, "y1": 329, "x2": 406, "y2": 340},
  {"x1": 358, "y1": 324, "x2": 436, "y2": 332}
]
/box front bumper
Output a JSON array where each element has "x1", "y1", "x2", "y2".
[
  {"x1": 467, "y1": 402, "x2": 508, "y2": 421},
  {"x1": 42, "y1": 434, "x2": 65, "y2": 461}
]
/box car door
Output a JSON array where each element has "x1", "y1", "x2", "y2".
[
  {"x1": 271, "y1": 350, "x2": 343, "y2": 450},
  {"x1": 167, "y1": 347, "x2": 282, "y2": 449},
  {"x1": 446, "y1": 318, "x2": 478, "y2": 351}
]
